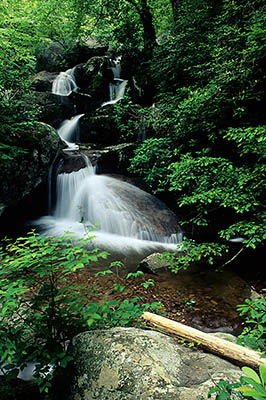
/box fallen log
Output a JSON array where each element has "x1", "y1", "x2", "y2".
[{"x1": 142, "y1": 311, "x2": 266, "y2": 369}]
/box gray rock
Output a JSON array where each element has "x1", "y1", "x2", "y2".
[
  {"x1": 138, "y1": 252, "x2": 172, "y2": 273},
  {"x1": 30, "y1": 91, "x2": 73, "y2": 126},
  {"x1": 61, "y1": 327, "x2": 242, "y2": 400},
  {"x1": 80, "y1": 143, "x2": 136, "y2": 175},
  {"x1": 36, "y1": 42, "x2": 66, "y2": 72},
  {"x1": 209, "y1": 332, "x2": 238, "y2": 343}
]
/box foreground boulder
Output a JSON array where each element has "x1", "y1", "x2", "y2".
[{"x1": 59, "y1": 327, "x2": 242, "y2": 400}]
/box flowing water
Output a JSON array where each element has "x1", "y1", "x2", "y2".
[
  {"x1": 57, "y1": 114, "x2": 84, "y2": 150},
  {"x1": 36, "y1": 157, "x2": 182, "y2": 266},
  {"x1": 102, "y1": 57, "x2": 128, "y2": 107},
  {"x1": 52, "y1": 67, "x2": 78, "y2": 96},
  {"x1": 34, "y1": 58, "x2": 182, "y2": 267}
]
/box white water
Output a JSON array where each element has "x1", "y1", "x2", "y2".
[
  {"x1": 102, "y1": 57, "x2": 128, "y2": 107},
  {"x1": 37, "y1": 59, "x2": 182, "y2": 266},
  {"x1": 102, "y1": 80, "x2": 128, "y2": 107},
  {"x1": 57, "y1": 114, "x2": 84, "y2": 150},
  {"x1": 52, "y1": 67, "x2": 78, "y2": 96},
  {"x1": 36, "y1": 159, "x2": 182, "y2": 265}
]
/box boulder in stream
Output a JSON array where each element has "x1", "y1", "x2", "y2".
[{"x1": 58, "y1": 327, "x2": 242, "y2": 400}]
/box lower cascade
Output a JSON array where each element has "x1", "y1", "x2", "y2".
[{"x1": 35, "y1": 156, "x2": 182, "y2": 265}]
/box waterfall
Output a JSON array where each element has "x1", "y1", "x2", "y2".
[
  {"x1": 35, "y1": 156, "x2": 182, "y2": 265},
  {"x1": 102, "y1": 57, "x2": 128, "y2": 107},
  {"x1": 52, "y1": 67, "x2": 78, "y2": 96},
  {"x1": 33, "y1": 59, "x2": 182, "y2": 267},
  {"x1": 57, "y1": 114, "x2": 84, "y2": 150}
]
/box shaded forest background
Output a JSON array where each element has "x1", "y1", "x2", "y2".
[{"x1": 0, "y1": 0, "x2": 265, "y2": 265}]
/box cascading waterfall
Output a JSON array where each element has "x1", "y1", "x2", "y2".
[
  {"x1": 34, "y1": 57, "x2": 182, "y2": 266},
  {"x1": 52, "y1": 66, "x2": 83, "y2": 150},
  {"x1": 37, "y1": 156, "x2": 182, "y2": 264},
  {"x1": 102, "y1": 57, "x2": 128, "y2": 107},
  {"x1": 52, "y1": 67, "x2": 78, "y2": 96},
  {"x1": 57, "y1": 114, "x2": 84, "y2": 150}
]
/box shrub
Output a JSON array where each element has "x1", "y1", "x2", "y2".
[{"x1": 0, "y1": 231, "x2": 162, "y2": 398}]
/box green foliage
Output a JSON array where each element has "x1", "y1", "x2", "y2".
[
  {"x1": 0, "y1": 231, "x2": 162, "y2": 397},
  {"x1": 161, "y1": 238, "x2": 228, "y2": 273},
  {"x1": 208, "y1": 365, "x2": 266, "y2": 400},
  {"x1": 208, "y1": 380, "x2": 242, "y2": 399},
  {"x1": 86, "y1": 297, "x2": 160, "y2": 328},
  {"x1": 129, "y1": 137, "x2": 173, "y2": 191},
  {"x1": 126, "y1": 270, "x2": 144, "y2": 280},
  {"x1": 112, "y1": 94, "x2": 144, "y2": 142},
  {"x1": 129, "y1": 0, "x2": 266, "y2": 265},
  {"x1": 237, "y1": 365, "x2": 266, "y2": 399},
  {"x1": 0, "y1": 231, "x2": 108, "y2": 395},
  {"x1": 208, "y1": 297, "x2": 266, "y2": 400},
  {"x1": 237, "y1": 298, "x2": 266, "y2": 353},
  {"x1": 141, "y1": 279, "x2": 155, "y2": 289}
]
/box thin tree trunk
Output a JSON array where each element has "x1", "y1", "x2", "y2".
[{"x1": 170, "y1": 0, "x2": 178, "y2": 22}]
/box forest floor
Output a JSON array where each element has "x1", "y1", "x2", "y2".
[{"x1": 67, "y1": 262, "x2": 264, "y2": 336}]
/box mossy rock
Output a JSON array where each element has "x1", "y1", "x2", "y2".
[{"x1": 0, "y1": 122, "x2": 64, "y2": 209}]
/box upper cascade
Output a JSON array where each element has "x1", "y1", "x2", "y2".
[
  {"x1": 102, "y1": 57, "x2": 128, "y2": 107},
  {"x1": 52, "y1": 67, "x2": 78, "y2": 96}
]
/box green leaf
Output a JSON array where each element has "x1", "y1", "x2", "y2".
[
  {"x1": 216, "y1": 391, "x2": 229, "y2": 400},
  {"x1": 242, "y1": 366, "x2": 261, "y2": 384},
  {"x1": 237, "y1": 386, "x2": 266, "y2": 399},
  {"x1": 90, "y1": 313, "x2": 102, "y2": 320},
  {"x1": 260, "y1": 364, "x2": 266, "y2": 386}
]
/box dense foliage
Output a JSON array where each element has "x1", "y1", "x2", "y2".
[
  {"x1": 0, "y1": 0, "x2": 265, "y2": 260},
  {"x1": 128, "y1": 0, "x2": 266, "y2": 261},
  {"x1": 1, "y1": 0, "x2": 266, "y2": 396},
  {"x1": 0, "y1": 232, "x2": 161, "y2": 397}
]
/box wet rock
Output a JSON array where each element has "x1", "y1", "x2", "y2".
[
  {"x1": 80, "y1": 143, "x2": 136, "y2": 174},
  {"x1": 0, "y1": 122, "x2": 64, "y2": 211},
  {"x1": 59, "y1": 327, "x2": 242, "y2": 400},
  {"x1": 96, "y1": 177, "x2": 181, "y2": 238},
  {"x1": 35, "y1": 40, "x2": 108, "y2": 73},
  {"x1": 59, "y1": 152, "x2": 87, "y2": 173},
  {"x1": 30, "y1": 92, "x2": 73, "y2": 126},
  {"x1": 0, "y1": 376, "x2": 42, "y2": 400},
  {"x1": 139, "y1": 252, "x2": 173, "y2": 273},
  {"x1": 75, "y1": 56, "x2": 111, "y2": 107},
  {"x1": 80, "y1": 109, "x2": 117, "y2": 144},
  {"x1": 31, "y1": 71, "x2": 58, "y2": 92}
]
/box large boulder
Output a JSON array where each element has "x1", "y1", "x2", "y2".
[
  {"x1": 35, "y1": 40, "x2": 108, "y2": 73},
  {"x1": 74, "y1": 56, "x2": 111, "y2": 107},
  {"x1": 31, "y1": 71, "x2": 58, "y2": 92},
  {"x1": 36, "y1": 42, "x2": 67, "y2": 73},
  {"x1": 0, "y1": 122, "x2": 64, "y2": 212},
  {"x1": 30, "y1": 92, "x2": 73, "y2": 127},
  {"x1": 59, "y1": 327, "x2": 242, "y2": 400}
]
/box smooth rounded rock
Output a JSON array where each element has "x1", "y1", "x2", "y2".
[{"x1": 59, "y1": 327, "x2": 242, "y2": 400}]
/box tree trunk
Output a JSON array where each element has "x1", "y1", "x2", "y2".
[
  {"x1": 138, "y1": 0, "x2": 157, "y2": 57},
  {"x1": 170, "y1": 0, "x2": 178, "y2": 22},
  {"x1": 142, "y1": 312, "x2": 266, "y2": 369}
]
